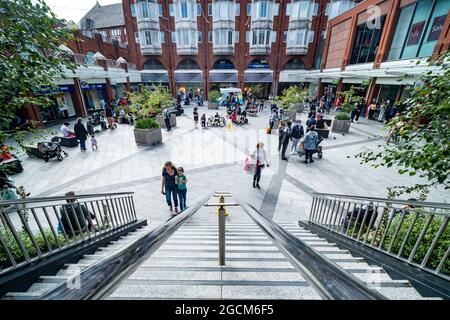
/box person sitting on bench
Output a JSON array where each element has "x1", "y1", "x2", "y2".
[{"x1": 60, "y1": 122, "x2": 75, "y2": 138}]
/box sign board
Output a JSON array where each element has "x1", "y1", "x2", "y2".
[
  {"x1": 427, "y1": 15, "x2": 446, "y2": 42},
  {"x1": 81, "y1": 83, "x2": 105, "y2": 90},
  {"x1": 406, "y1": 21, "x2": 425, "y2": 46}
]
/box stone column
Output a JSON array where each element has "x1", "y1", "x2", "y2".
[{"x1": 72, "y1": 78, "x2": 87, "y2": 117}]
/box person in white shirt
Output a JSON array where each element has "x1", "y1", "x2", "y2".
[
  {"x1": 250, "y1": 142, "x2": 269, "y2": 189},
  {"x1": 60, "y1": 122, "x2": 75, "y2": 138}
]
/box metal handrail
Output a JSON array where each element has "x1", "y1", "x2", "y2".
[
  {"x1": 0, "y1": 192, "x2": 134, "y2": 206},
  {"x1": 0, "y1": 192, "x2": 137, "y2": 275},
  {"x1": 39, "y1": 194, "x2": 211, "y2": 300},
  {"x1": 240, "y1": 203, "x2": 387, "y2": 300},
  {"x1": 309, "y1": 193, "x2": 450, "y2": 280},
  {"x1": 312, "y1": 192, "x2": 450, "y2": 210}
]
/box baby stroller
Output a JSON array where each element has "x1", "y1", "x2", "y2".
[
  {"x1": 207, "y1": 115, "x2": 226, "y2": 127},
  {"x1": 37, "y1": 137, "x2": 69, "y2": 162},
  {"x1": 297, "y1": 136, "x2": 324, "y2": 159}
]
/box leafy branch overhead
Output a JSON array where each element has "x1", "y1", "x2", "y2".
[
  {"x1": 0, "y1": 0, "x2": 77, "y2": 146},
  {"x1": 356, "y1": 53, "x2": 450, "y2": 198}
]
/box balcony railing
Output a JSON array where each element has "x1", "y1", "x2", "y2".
[
  {"x1": 0, "y1": 192, "x2": 138, "y2": 276},
  {"x1": 309, "y1": 193, "x2": 450, "y2": 280},
  {"x1": 72, "y1": 54, "x2": 99, "y2": 66}
]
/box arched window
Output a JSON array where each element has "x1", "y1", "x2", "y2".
[
  {"x1": 85, "y1": 51, "x2": 95, "y2": 65},
  {"x1": 177, "y1": 59, "x2": 200, "y2": 70},
  {"x1": 283, "y1": 58, "x2": 304, "y2": 70},
  {"x1": 212, "y1": 59, "x2": 235, "y2": 70},
  {"x1": 247, "y1": 58, "x2": 270, "y2": 69},
  {"x1": 143, "y1": 59, "x2": 165, "y2": 70}
]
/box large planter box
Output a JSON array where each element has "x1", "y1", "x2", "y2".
[
  {"x1": 133, "y1": 128, "x2": 163, "y2": 145},
  {"x1": 208, "y1": 102, "x2": 218, "y2": 110},
  {"x1": 156, "y1": 115, "x2": 177, "y2": 129},
  {"x1": 316, "y1": 128, "x2": 330, "y2": 139},
  {"x1": 331, "y1": 119, "x2": 351, "y2": 134},
  {"x1": 284, "y1": 111, "x2": 296, "y2": 121},
  {"x1": 292, "y1": 104, "x2": 305, "y2": 113},
  {"x1": 58, "y1": 136, "x2": 79, "y2": 147}
]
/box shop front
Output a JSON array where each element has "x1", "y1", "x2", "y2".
[
  {"x1": 174, "y1": 71, "x2": 204, "y2": 97},
  {"x1": 35, "y1": 85, "x2": 77, "y2": 124},
  {"x1": 209, "y1": 70, "x2": 238, "y2": 92},
  {"x1": 81, "y1": 81, "x2": 106, "y2": 111},
  {"x1": 321, "y1": 78, "x2": 340, "y2": 101},
  {"x1": 243, "y1": 71, "x2": 273, "y2": 99},
  {"x1": 112, "y1": 83, "x2": 126, "y2": 100},
  {"x1": 342, "y1": 78, "x2": 371, "y2": 100}
]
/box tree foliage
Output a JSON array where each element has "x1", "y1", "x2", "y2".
[
  {"x1": 128, "y1": 84, "x2": 173, "y2": 118},
  {"x1": 356, "y1": 53, "x2": 450, "y2": 198},
  {"x1": 276, "y1": 86, "x2": 308, "y2": 111},
  {"x1": 0, "y1": 0, "x2": 76, "y2": 147}
]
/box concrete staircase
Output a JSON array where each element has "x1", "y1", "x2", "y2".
[{"x1": 3, "y1": 221, "x2": 429, "y2": 300}]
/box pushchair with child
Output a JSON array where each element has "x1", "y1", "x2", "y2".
[
  {"x1": 37, "y1": 137, "x2": 69, "y2": 162},
  {"x1": 297, "y1": 136, "x2": 324, "y2": 159}
]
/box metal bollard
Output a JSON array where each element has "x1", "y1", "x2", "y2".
[
  {"x1": 218, "y1": 195, "x2": 226, "y2": 266},
  {"x1": 204, "y1": 192, "x2": 239, "y2": 266}
]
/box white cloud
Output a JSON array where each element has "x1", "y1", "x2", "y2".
[{"x1": 43, "y1": 0, "x2": 121, "y2": 23}]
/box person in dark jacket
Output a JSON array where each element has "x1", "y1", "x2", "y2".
[
  {"x1": 280, "y1": 121, "x2": 292, "y2": 161},
  {"x1": 59, "y1": 191, "x2": 96, "y2": 235},
  {"x1": 74, "y1": 118, "x2": 88, "y2": 151}
]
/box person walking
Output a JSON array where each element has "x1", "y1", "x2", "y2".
[
  {"x1": 290, "y1": 120, "x2": 304, "y2": 154},
  {"x1": 250, "y1": 142, "x2": 269, "y2": 189},
  {"x1": 368, "y1": 100, "x2": 377, "y2": 120},
  {"x1": 104, "y1": 103, "x2": 115, "y2": 130},
  {"x1": 350, "y1": 102, "x2": 359, "y2": 123},
  {"x1": 163, "y1": 107, "x2": 172, "y2": 131},
  {"x1": 193, "y1": 107, "x2": 199, "y2": 129},
  {"x1": 177, "y1": 167, "x2": 188, "y2": 211},
  {"x1": 303, "y1": 126, "x2": 318, "y2": 164},
  {"x1": 278, "y1": 122, "x2": 286, "y2": 154},
  {"x1": 280, "y1": 121, "x2": 292, "y2": 161},
  {"x1": 268, "y1": 109, "x2": 278, "y2": 134},
  {"x1": 74, "y1": 118, "x2": 88, "y2": 151},
  {"x1": 161, "y1": 161, "x2": 179, "y2": 215}
]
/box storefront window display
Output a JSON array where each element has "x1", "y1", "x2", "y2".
[
  {"x1": 388, "y1": 0, "x2": 449, "y2": 61},
  {"x1": 350, "y1": 16, "x2": 386, "y2": 64},
  {"x1": 36, "y1": 85, "x2": 76, "y2": 123},
  {"x1": 81, "y1": 83, "x2": 106, "y2": 111}
]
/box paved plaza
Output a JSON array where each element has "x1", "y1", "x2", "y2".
[{"x1": 11, "y1": 105, "x2": 448, "y2": 225}]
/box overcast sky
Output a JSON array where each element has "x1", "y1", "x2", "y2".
[{"x1": 43, "y1": 0, "x2": 121, "y2": 23}]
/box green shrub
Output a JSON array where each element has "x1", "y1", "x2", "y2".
[
  {"x1": 380, "y1": 212, "x2": 449, "y2": 274},
  {"x1": 334, "y1": 112, "x2": 351, "y2": 121},
  {"x1": 135, "y1": 117, "x2": 160, "y2": 130},
  {"x1": 0, "y1": 228, "x2": 68, "y2": 269},
  {"x1": 275, "y1": 86, "x2": 308, "y2": 110},
  {"x1": 208, "y1": 90, "x2": 221, "y2": 102}
]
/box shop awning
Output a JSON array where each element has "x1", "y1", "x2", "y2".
[
  {"x1": 209, "y1": 71, "x2": 237, "y2": 82},
  {"x1": 174, "y1": 70, "x2": 203, "y2": 83},
  {"x1": 141, "y1": 73, "x2": 169, "y2": 82},
  {"x1": 244, "y1": 71, "x2": 273, "y2": 83}
]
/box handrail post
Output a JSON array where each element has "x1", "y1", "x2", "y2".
[{"x1": 218, "y1": 195, "x2": 226, "y2": 266}]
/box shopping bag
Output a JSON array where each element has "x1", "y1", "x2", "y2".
[
  {"x1": 297, "y1": 142, "x2": 305, "y2": 157},
  {"x1": 265, "y1": 127, "x2": 271, "y2": 134}
]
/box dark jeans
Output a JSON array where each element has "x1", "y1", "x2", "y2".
[
  {"x1": 355, "y1": 110, "x2": 361, "y2": 121},
  {"x1": 165, "y1": 184, "x2": 178, "y2": 208},
  {"x1": 79, "y1": 139, "x2": 86, "y2": 151},
  {"x1": 178, "y1": 188, "x2": 187, "y2": 211},
  {"x1": 305, "y1": 149, "x2": 314, "y2": 162},
  {"x1": 164, "y1": 118, "x2": 171, "y2": 131},
  {"x1": 253, "y1": 165, "x2": 263, "y2": 185},
  {"x1": 281, "y1": 140, "x2": 289, "y2": 158}
]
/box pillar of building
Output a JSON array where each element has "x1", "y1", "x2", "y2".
[
  {"x1": 204, "y1": 68, "x2": 209, "y2": 100},
  {"x1": 341, "y1": 15, "x2": 358, "y2": 68},
  {"x1": 105, "y1": 78, "x2": 115, "y2": 103},
  {"x1": 317, "y1": 80, "x2": 324, "y2": 99},
  {"x1": 168, "y1": 68, "x2": 176, "y2": 96},
  {"x1": 365, "y1": 78, "x2": 379, "y2": 117},
  {"x1": 72, "y1": 78, "x2": 87, "y2": 117},
  {"x1": 336, "y1": 79, "x2": 344, "y2": 95},
  {"x1": 125, "y1": 76, "x2": 131, "y2": 93},
  {"x1": 374, "y1": 0, "x2": 401, "y2": 67},
  {"x1": 432, "y1": 13, "x2": 450, "y2": 59}
]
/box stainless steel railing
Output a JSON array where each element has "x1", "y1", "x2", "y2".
[
  {"x1": 309, "y1": 193, "x2": 450, "y2": 280},
  {"x1": 240, "y1": 203, "x2": 386, "y2": 300},
  {"x1": 40, "y1": 195, "x2": 211, "y2": 300},
  {"x1": 0, "y1": 192, "x2": 137, "y2": 276}
]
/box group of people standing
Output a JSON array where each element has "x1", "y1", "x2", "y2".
[
  {"x1": 277, "y1": 120, "x2": 318, "y2": 164},
  {"x1": 177, "y1": 89, "x2": 204, "y2": 107},
  {"x1": 161, "y1": 161, "x2": 188, "y2": 215}
]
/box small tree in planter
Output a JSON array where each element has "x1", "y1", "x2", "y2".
[
  {"x1": 332, "y1": 87, "x2": 363, "y2": 134},
  {"x1": 208, "y1": 90, "x2": 220, "y2": 109},
  {"x1": 133, "y1": 117, "x2": 162, "y2": 145},
  {"x1": 276, "y1": 86, "x2": 308, "y2": 119},
  {"x1": 129, "y1": 85, "x2": 176, "y2": 129}
]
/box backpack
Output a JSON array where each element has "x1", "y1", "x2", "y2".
[{"x1": 291, "y1": 124, "x2": 303, "y2": 139}]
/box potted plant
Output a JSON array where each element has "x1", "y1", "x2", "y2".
[
  {"x1": 332, "y1": 112, "x2": 352, "y2": 134},
  {"x1": 133, "y1": 117, "x2": 162, "y2": 145},
  {"x1": 332, "y1": 87, "x2": 363, "y2": 134},
  {"x1": 276, "y1": 86, "x2": 308, "y2": 120},
  {"x1": 208, "y1": 90, "x2": 220, "y2": 109}
]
